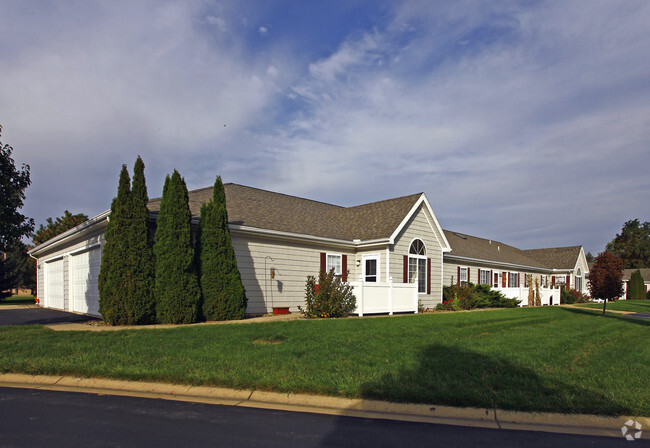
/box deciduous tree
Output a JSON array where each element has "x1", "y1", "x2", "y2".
[
  {"x1": 0, "y1": 125, "x2": 34, "y2": 252},
  {"x1": 606, "y1": 219, "x2": 650, "y2": 269},
  {"x1": 588, "y1": 251, "x2": 624, "y2": 315}
]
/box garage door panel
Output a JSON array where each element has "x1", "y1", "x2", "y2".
[
  {"x1": 70, "y1": 247, "x2": 101, "y2": 316},
  {"x1": 45, "y1": 259, "x2": 65, "y2": 310}
]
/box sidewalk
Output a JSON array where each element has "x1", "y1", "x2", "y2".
[{"x1": 1, "y1": 373, "x2": 647, "y2": 439}]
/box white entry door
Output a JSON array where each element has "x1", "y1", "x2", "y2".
[
  {"x1": 45, "y1": 258, "x2": 65, "y2": 310},
  {"x1": 362, "y1": 255, "x2": 380, "y2": 282},
  {"x1": 69, "y1": 247, "x2": 102, "y2": 316}
]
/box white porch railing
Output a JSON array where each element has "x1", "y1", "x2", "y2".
[
  {"x1": 349, "y1": 276, "x2": 419, "y2": 316},
  {"x1": 496, "y1": 285, "x2": 561, "y2": 306}
]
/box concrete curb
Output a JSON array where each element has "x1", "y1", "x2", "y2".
[{"x1": 1, "y1": 373, "x2": 647, "y2": 438}]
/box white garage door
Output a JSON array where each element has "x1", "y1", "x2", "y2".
[
  {"x1": 70, "y1": 247, "x2": 102, "y2": 316},
  {"x1": 45, "y1": 258, "x2": 65, "y2": 310}
]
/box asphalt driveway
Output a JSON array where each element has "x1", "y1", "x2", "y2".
[
  {"x1": 0, "y1": 307, "x2": 99, "y2": 326},
  {"x1": 626, "y1": 312, "x2": 650, "y2": 320}
]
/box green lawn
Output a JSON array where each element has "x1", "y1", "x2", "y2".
[
  {"x1": 0, "y1": 306, "x2": 648, "y2": 416},
  {"x1": 575, "y1": 300, "x2": 650, "y2": 313},
  {"x1": 0, "y1": 295, "x2": 35, "y2": 305}
]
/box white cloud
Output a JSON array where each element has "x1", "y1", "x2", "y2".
[
  {"x1": 0, "y1": 0, "x2": 648, "y2": 255},
  {"x1": 254, "y1": 0, "x2": 650, "y2": 252}
]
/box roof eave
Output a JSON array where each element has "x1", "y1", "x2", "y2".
[
  {"x1": 443, "y1": 253, "x2": 554, "y2": 272},
  {"x1": 28, "y1": 210, "x2": 111, "y2": 256}
]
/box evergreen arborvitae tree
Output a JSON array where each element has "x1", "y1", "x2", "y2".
[
  {"x1": 154, "y1": 170, "x2": 201, "y2": 324},
  {"x1": 124, "y1": 156, "x2": 156, "y2": 324},
  {"x1": 199, "y1": 176, "x2": 247, "y2": 321},
  {"x1": 627, "y1": 270, "x2": 645, "y2": 300},
  {"x1": 98, "y1": 165, "x2": 132, "y2": 324}
]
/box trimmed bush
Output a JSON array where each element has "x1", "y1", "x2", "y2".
[
  {"x1": 154, "y1": 171, "x2": 201, "y2": 324},
  {"x1": 443, "y1": 283, "x2": 520, "y2": 310},
  {"x1": 627, "y1": 270, "x2": 645, "y2": 300},
  {"x1": 301, "y1": 268, "x2": 356, "y2": 318},
  {"x1": 560, "y1": 287, "x2": 590, "y2": 304},
  {"x1": 198, "y1": 176, "x2": 247, "y2": 321}
]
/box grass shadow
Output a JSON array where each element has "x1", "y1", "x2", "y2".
[
  {"x1": 559, "y1": 306, "x2": 650, "y2": 327},
  {"x1": 359, "y1": 343, "x2": 631, "y2": 416}
]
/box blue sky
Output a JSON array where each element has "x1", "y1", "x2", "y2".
[{"x1": 1, "y1": 0, "x2": 649, "y2": 254}]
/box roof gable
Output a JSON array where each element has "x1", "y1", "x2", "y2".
[
  {"x1": 522, "y1": 246, "x2": 583, "y2": 270},
  {"x1": 147, "y1": 184, "x2": 424, "y2": 242}
]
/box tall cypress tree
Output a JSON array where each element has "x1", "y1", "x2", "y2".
[
  {"x1": 98, "y1": 165, "x2": 132, "y2": 324},
  {"x1": 199, "y1": 176, "x2": 247, "y2": 321},
  {"x1": 154, "y1": 170, "x2": 201, "y2": 324},
  {"x1": 627, "y1": 270, "x2": 645, "y2": 300},
  {"x1": 124, "y1": 156, "x2": 156, "y2": 324}
]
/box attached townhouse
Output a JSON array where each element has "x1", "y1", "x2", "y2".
[{"x1": 29, "y1": 183, "x2": 588, "y2": 317}]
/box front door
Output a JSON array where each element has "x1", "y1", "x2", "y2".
[
  {"x1": 493, "y1": 271, "x2": 500, "y2": 288},
  {"x1": 362, "y1": 255, "x2": 379, "y2": 282}
]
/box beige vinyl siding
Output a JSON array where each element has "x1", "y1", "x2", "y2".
[
  {"x1": 573, "y1": 250, "x2": 589, "y2": 294},
  {"x1": 36, "y1": 260, "x2": 45, "y2": 302},
  {"x1": 352, "y1": 248, "x2": 389, "y2": 282},
  {"x1": 390, "y1": 204, "x2": 444, "y2": 308},
  {"x1": 443, "y1": 258, "x2": 550, "y2": 289},
  {"x1": 231, "y1": 233, "x2": 354, "y2": 314}
]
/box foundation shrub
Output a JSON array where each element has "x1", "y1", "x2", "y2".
[
  {"x1": 301, "y1": 268, "x2": 356, "y2": 318},
  {"x1": 443, "y1": 283, "x2": 520, "y2": 311}
]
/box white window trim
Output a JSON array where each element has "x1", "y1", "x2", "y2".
[
  {"x1": 479, "y1": 269, "x2": 491, "y2": 285},
  {"x1": 408, "y1": 239, "x2": 428, "y2": 294},
  {"x1": 460, "y1": 267, "x2": 468, "y2": 285},
  {"x1": 326, "y1": 253, "x2": 342, "y2": 276},
  {"x1": 362, "y1": 254, "x2": 380, "y2": 283}
]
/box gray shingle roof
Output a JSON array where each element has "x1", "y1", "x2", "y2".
[
  {"x1": 622, "y1": 268, "x2": 650, "y2": 281},
  {"x1": 443, "y1": 230, "x2": 548, "y2": 268},
  {"x1": 147, "y1": 183, "x2": 422, "y2": 242},
  {"x1": 521, "y1": 246, "x2": 582, "y2": 270}
]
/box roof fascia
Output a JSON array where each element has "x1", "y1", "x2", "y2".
[
  {"x1": 28, "y1": 210, "x2": 110, "y2": 256},
  {"x1": 229, "y1": 225, "x2": 356, "y2": 249},
  {"x1": 389, "y1": 194, "x2": 452, "y2": 251}
]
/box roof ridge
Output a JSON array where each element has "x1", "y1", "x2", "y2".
[
  {"x1": 522, "y1": 245, "x2": 582, "y2": 251},
  {"x1": 346, "y1": 192, "x2": 423, "y2": 210},
  {"x1": 223, "y1": 183, "x2": 345, "y2": 209},
  {"x1": 443, "y1": 229, "x2": 512, "y2": 248}
]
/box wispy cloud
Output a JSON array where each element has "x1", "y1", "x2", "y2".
[{"x1": 0, "y1": 0, "x2": 648, "y2": 254}]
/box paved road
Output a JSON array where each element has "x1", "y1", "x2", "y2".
[
  {"x1": 626, "y1": 312, "x2": 650, "y2": 320},
  {"x1": 0, "y1": 307, "x2": 99, "y2": 326},
  {"x1": 0, "y1": 388, "x2": 640, "y2": 448}
]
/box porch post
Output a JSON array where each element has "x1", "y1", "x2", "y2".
[
  {"x1": 414, "y1": 274, "x2": 419, "y2": 314},
  {"x1": 388, "y1": 276, "x2": 393, "y2": 316},
  {"x1": 357, "y1": 274, "x2": 364, "y2": 317}
]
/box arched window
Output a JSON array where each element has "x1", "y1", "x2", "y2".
[
  {"x1": 575, "y1": 268, "x2": 582, "y2": 292},
  {"x1": 409, "y1": 239, "x2": 426, "y2": 256},
  {"x1": 408, "y1": 239, "x2": 427, "y2": 293}
]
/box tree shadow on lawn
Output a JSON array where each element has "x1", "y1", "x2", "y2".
[
  {"x1": 559, "y1": 306, "x2": 650, "y2": 327},
  {"x1": 359, "y1": 343, "x2": 631, "y2": 416}
]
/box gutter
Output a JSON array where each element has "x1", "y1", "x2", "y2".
[
  {"x1": 28, "y1": 210, "x2": 110, "y2": 256},
  {"x1": 229, "y1": 225, "x2": 359, "y2": 249},
  {"x1": 443, "y1": 254, "x2": 561, "y2": 273}
]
